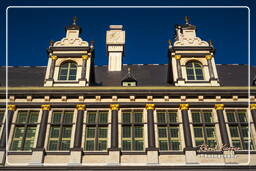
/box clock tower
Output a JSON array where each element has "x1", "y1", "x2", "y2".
[{"x1": 106, "y1": 25, "x2": 125, "y2": 71}]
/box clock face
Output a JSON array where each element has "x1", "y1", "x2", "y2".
[{"x1": 107, "y1": 31, "x2": 125, "y2": 44}]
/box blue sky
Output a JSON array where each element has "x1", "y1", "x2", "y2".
[{"x1": 1, "y1": 1, "x2": 255, "y2": 66}]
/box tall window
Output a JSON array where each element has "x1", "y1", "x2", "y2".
[
  {"x1": 191, "y1": 110, "x2": 217, "y2": 148},
  {"x1": 121, "y1": 110, "x2": 144, "y2": 151},
  {"x1": 226, "y1": 110, "x2": 254, "y2": 150},
  {"x1": 0, "y1": 111, "x2": 4, "y2": 131},
  {"x1": 10, "y1": 110, "x2": 39, "y2": 151},
  {"x1": 156, "y1": 110, "x2": 181, "y2": 151},
  {"x1": 84, "y1": 110, "x2": 109, "y2": 151},
  {"x1": 186, "y1": 61, "x2": 204, "y2": 80},
  {"x1": 48, "y1": 110, "x2": 73, "y2": 151},
  {"x1": 58, "y1": 61, "x2": 77, "y2": 80}
]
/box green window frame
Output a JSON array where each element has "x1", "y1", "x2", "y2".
[
  {"x1": 186, "y1": 61, "x2": 204, "y2": 80},
  {"x1": 156, "y1": 110, "x2": 181, "y2": 151},
  {"x1": 84, "y1": 110, "x2": 109, "y2": 151},
  {"x1": 191, "y1": 110, "x2": 217, "y2": 148},
  {"x1": 10, "y1": 110, "x2": 39, "y2": 151},
  {"x1": 121, "y1": 110, "x2": 144, "y2": 151},
  {"x1": 226, "y1": 110, "x2": 254, "y2": 150},
  {"x1": 47, "y1": 110, "x2": 73, "y2": 151},
  {"x1": 58, "y1": 61, "x2": 77, "y2": 81}
]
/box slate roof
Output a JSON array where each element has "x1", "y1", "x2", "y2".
[{"x1": 0, "y1": 64, "x2": 255, "y2": 87}]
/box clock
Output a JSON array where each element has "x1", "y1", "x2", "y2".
[{"x1": 106, "y1": 31, "x2": 125, "y2": 44}]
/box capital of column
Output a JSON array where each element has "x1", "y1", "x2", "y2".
[
  {"x1": 76, "y1": 104, "x2": 86, "y2": 110},
  {"x1": 205, "y1": 55, "x2": 213, "y2": 60},
  {"x1": 175, "y1": 55, "x2": 181, "y2": 60},
  {"x1": 110, "y1": 104, "x2": 120, "y2": 111},
  {"x1": 180, "y1": 104, "x2": 189, "y2": 110},
  {"x1": 41, "y1": 104, "x2": 51, "y2": 111},
  {"x1": 215, "y1": 104, "x2": 224, "y2": 110},
  {"x1": 7, "y1": 104, "x2": 16, "y2": 111},
  {"x1": 250, "y1": 104, "x2": 256, "y2": 110},
  {"x1": 51, "y1": 55, "x2": 58, "y2": 60},
  {"x1": 82, "y1": 55, "x2": 89, "y2": 60},
  {"x1": 146, "y1": 104, "x2": 155, "y2": 110}
]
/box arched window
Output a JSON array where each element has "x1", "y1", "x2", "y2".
[
  {"x1": 58, "y1": 61, "x2": 77, "y2": 80},
  {"x1": 186, "y1": 61, "x2": 204, "y2": 80}
]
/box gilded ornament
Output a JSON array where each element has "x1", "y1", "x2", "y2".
[
  {"x1": 179, "y1": 104, "x2": 189, "y2": 110},
  {"x1": 76, "y1": 104, "x2": 86, "y2": 110},
  {"x1": 110, "y1": 104, "x2": 120, "y2": 110},
  {"x1": 205, "y1": 55, "x2": 213, "y2": 60},
  {"x1": 175, "y1": 55, "x2": 181, "y2": 60},
  {"x1": 146, "y1": 104, "x2": 155, "y2": 110},
  {"x1": 215, "y1": 104, "x2": 224, "y2": 110},
  {"x1": 82, "y1": 55, "x2": 89, "y2": 60},
  {"x1": 51, "y1": 55, "x2": 58, "y2": 60},
  {"x1": 7, "y1": 104, "x2": 16, "y2": 111},
  {"x1": 41, "y1": 104, "x2": 51, "y2": 111},
  {"x1": 250, "y1": 104, "x2": 256, "y2": 110}
]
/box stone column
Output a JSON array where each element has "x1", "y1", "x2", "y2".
[
  {"x1": 215, "y1": 104, "x2": 230, "y2": 147},
  {"x1": 205, "y1": 55, "x2": 215, "y2": 80},
  {"x1": 175, "y1": 55, "x2": 183, "y2": 80},
  {"x1": 80, "y1": 55, "x2": 89, "y2": 80},
  {"x1": 48, "y1": 55, "x2": 58, "y2": 80},
  {"x1": 108, "y1": 104, "x2": 120, "y2": 164},
  {"x1": 250, "y1": 104, "x2": 256, "y2": 128},
  {"x1": 180, "y1": 104, "x2": 193, "y2": 149},
  {"x1": 69, "y1": 104, "x2": 85, "y2": 165},
  {"x1": 31, "y1": 104, "x2": 50, "y2": 165},
  {"x1": 73, "y1": 104, "x2": 85, "y2": 149},
  {"x1": 145, "y1": 104, "x2": 158, "y2": 164}
]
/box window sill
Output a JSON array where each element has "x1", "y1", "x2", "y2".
[
  {"x1": 121, "y1": 151, "x2": 147, "y2": 155},
  {"x1": 45, "y1": 151, "x2": 70, "y2": 155},
  {"x1": 83, "y1": 151, "x2": 109, "y2": 155},
  {"x1": 159, "y1": 151, "x2": 184, "y2": 155},
  {"x1": 8, "y1": 151, "x2": 32, "y2": 155}
]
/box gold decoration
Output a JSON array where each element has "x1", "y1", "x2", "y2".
[
  {"x1": 41, "y1": 104, "x2": 51, "y2": 111},
  {"x1": 51, "y1": 55, "x2": 58, "y2": 60},
  {"x1": 76, "y1": 104, "x2": 86, "y2": 110},
  {"x1": 175, "y1": 55, "x2": 181, "y2": 60},
  {"x1": 82, "y1": 55, "x2": 89, "y2": 60},
  {"x1": 146, "y1": 104, "x2": 155, "y2": 110},
  {"x1": 205, "y1": 55, "x2": 213, "y2": 60},
  {"x1": 7, "y1": 105, "x2": 16, "y2": 111},
  {"x1": 250, "y1": 104, "x2": 256, "y2": 110},
  {"x1": 179, "y1": 104, "x2": 189, "y2": 110},
  {"x1": 215, "y1": 104, "x2": 224, "y2": 110},
  {"x1": 110, "y1": 104, "x2": 120, "y2": 110}
]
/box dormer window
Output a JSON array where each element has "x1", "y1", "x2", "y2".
[
  {"x1": 186, "y1": 61, "x2": 204, "y2": 81},
  {"x1": 121, "y1": 67, "x2": 137, "y2": 87},
  {"x1": 58, "y1": 61, "x2": 77, "y2": 81}
]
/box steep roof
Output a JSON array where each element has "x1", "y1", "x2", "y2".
[{"x1": 0, "y1": 64, "x2": 255, "y2": 87}]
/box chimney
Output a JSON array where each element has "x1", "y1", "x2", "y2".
[{"x1": 106, "y1": 25, "x2": 125, "y2": 71}]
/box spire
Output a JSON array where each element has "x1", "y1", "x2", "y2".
[
  {"x1": 185, "y1": 16, "x2": 189, "y2": 24},
  {"x1": 73, "y1": 16, "x2": 77, "y2": 25},
  {"x1": 65, "y1": 16, "x2": 81, "y2": 33}
]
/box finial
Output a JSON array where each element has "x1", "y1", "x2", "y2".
[
  {"x1": 128, "y1": 67, "x2": 131, "y2": 74},
  {"x1": 209, "y1": 40, "x2": 213, "y2": 47},
  {"x1": 50, "y1": 40, "x2": 54, "y2": 47},
  {"x1": 73, "y1": 16, "x2": 77, "y2": 25},
  {"x1": 185, "y1": 16, "x2": 189, "y2": 24}
]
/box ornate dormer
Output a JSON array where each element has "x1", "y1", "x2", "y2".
[
  {"x1": 168, "y1": 16, "x2": 220, "y2": 86},
  {"x1": 121, "y1": 68, "x2": 137, "y2": 86},
  {"x1": 44, "y1": 17, "x2": 95, "y2": 87}
]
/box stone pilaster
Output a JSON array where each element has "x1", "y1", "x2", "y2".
[
  {"x1": 175, "y1": 55, "x2": 183, "y2": 80},
  {"x1": 205, "y1": 55, "x2": 215, "y2": 80},
  {"x1": 215, "y1": 104, "x2": 230, "y2": 146},
  {"x1": 80, "y1": 55, "x2": 88, "y2": 80},
  {"x1": 180, "y1": 104, "x2": 193, "y2": 149},
  {"x1": 48, "y1": 55, "x2": 57, "y2": 80}
]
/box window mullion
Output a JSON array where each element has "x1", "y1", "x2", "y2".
[
  {"x1": 95, "y1": 111, "x2": 99, "y2": 151},
  {"x1": 58, "y1": 110, "x2": 65, "y2": 150},
  {"x1": 201, "y1": 112, "x2": 208, "y2": 144},
  {"x1": 21, "y1": 111, "x2": 30, "y2": 150},
  {"x1": 236, "y1": 111, "x2": 245, "y2": 149}
]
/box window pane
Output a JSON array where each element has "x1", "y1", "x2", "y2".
[
  {"x1": 59, "y1": 75, "x2": 67, "y2": 80},
  {"x1": 48, "y1": 140, "x2": 58, "y2": 150},
  {"x1": 170, "y1": 127, "x2": 179, "y2": 138},
  {"x1": 122, "y1": 112, "x2": 131, "y2": 123},
  {"x1": 169, "y1": 112, "x2": 177, "y2": 123},
  {"x1": 206, "y1": 127, "x2": 215, "y2": 138},
  {"x1": 134, "y1": 140, "x2": 143, "y2": 151},
  {"x1": 186, "y1": 68, "x2": 194, "y2": 75},
  {"x1": 195, "y1": 140, "x2": 204, "y2": 146},
  {"x1": 207, "y1": 140, "x2": 217, "y2": 148},
  {"x1": 134, "y1": 112, "x2": 143, "y2": 123},
  {"x1": 171, "y1": 141, "x2": 180, "y2": 150},
  {"x1": 62, "y1": 127, "x2": 72, "y2": 138},
  {"x1": 196, "y1": 75, "x2": 204, "y2": 80},
  {"x1": 98, "y1": 140, "x2": 107, "y2": 151},
  {"x1": 86, "y1": 127, "x2": 95, "y2": 138},
  {"x1": 69, "y1": 75, "x2": 76, "y2": 80},
  {"x1": 29, "y1": 111, "x2": 38, "y2": 123},
  {"x1": 230, "y1": 126, "x2": 239, "y2": 137},
  {"x1": 159, "y1": 140, "x2": 168, "y2": 150},
  {"x1": 24, "y1": 140, "x2": 34, "y2": 151},
  {"x1": 14, "y1": 127, "x2": 25, "y2": 138},
  {"x1": 52, "y1": 112, "x2": 62, "y2": 124},
  {"x1": 99, "y1": 111, "x2": 108, "y2": 124},
  {"x1": 241, "y1": 126, "x2": 249, "y2": 138},
  {"x1": 158, "y1": 127, "x2": 167, "y2": 138},
  {"x1": 134, "y1": 126, "x2": 143, "y2": 138},
  {"x1": 50, "y1": 127, "x2": 60, "y2": 138},
  {"x1": 195, "y1": 69, "x2": 203, "y2": 76},
  {"x1": 60, "y1": 140, "x2": 70, "y2": 150},
  {"x1": 11, "y1": 140, "x2": 22, "y2": 151},
  {"x1": 17, "y1": 111, "x2": 27, "y2": 123},
  {"x1": 0, "y1": 111, "x2": 4, "y2": 123},
  {"x1": 194, "y1": 127, "x2": 203, "y2": 137},
  {"x1": 238, "y1": 112, "x2": 247, "y2": 122},
  {"x1": 85, "y1": 140, "x2": 95, "y2": 151},
  {"x1": 122, "y1": 126, "x2": 131, "y2": 138},
  {"x1": 87, "y1": 112, "x2": 96, "y2": 124},
  {"x1": 69, "y1": 69, "x2": 77, "y2": 76},
  {"x1": 98, "y1": 127, "x2": 108, "y2": 138},
  {"x1": 187, "y1": 75, "x2": 195, "y2": 80},
  {"x1": 63, "y1": 111, "x2": 73, "y2": 124},
  {"x1": 26, "y1": 127, "x2": 36, "y2": 138},
  {"x1": 232, "y1": 140, "x2": 241, "y2": 148},
  {"x1": 122, "y1": 140, "x2": 131, "y2": 150},
  {"x1": 204, "y1": 112, "x2": 212, "y2": 123},
  {"x1": 192, "y1": 112, "x2": 201, "y2": 123},
  {"x1": 157, "y1": 112, "x2": 166, "y2": 123},
  {"x1": 227, "y1": 112, "x2": 236, "y2": 122}
]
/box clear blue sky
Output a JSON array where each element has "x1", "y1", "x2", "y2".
[{"x1": 1, "y1": 0, "x2": 255, "y2": 66}]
